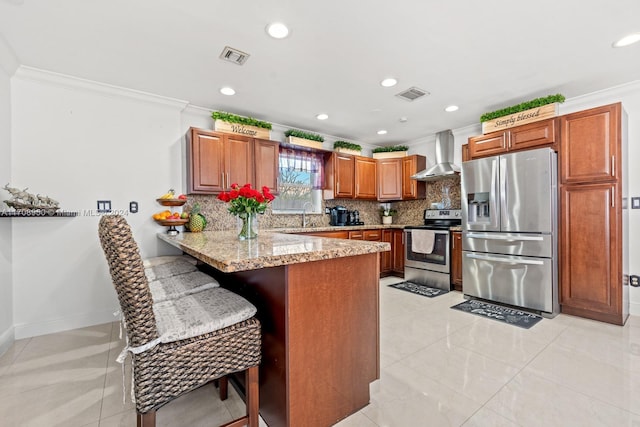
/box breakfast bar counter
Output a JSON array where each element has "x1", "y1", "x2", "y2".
[{"x1": 158, "y1": 231, "x2": 389, "y2": 427}]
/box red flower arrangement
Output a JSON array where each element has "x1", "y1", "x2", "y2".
[{"x1": 217, "y1": 183, "x2": 275, "y2": 216}]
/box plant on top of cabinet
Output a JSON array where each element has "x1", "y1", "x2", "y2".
[
  {"x1": 212, "y1": 111, "x2": 272, "y2": 138},
  {"x1": 480, "y1": 94, "x2": 565, "y2": 134},
  {"x1": 284, "y1": 129, "x2": 325, "y2": 150},
  {"x1": 372, "y1": 145, "x2": 409, "y2": 159},
  {"x1": 333, "y1": 140, "x2": 362, "y2": 156}
]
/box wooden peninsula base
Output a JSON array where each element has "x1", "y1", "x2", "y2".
[{"x1": 158, "y1": 231, "x2": 387, "y2": 427}]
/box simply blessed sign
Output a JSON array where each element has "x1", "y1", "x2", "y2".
[
  {"x1": 214, "y1": 120, "x2": 271, "y2": 139},
  {"x1": 482, "y1": 103, "x2": 559, "y2": 134}
]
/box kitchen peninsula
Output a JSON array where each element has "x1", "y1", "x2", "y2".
[{"x1": 158, "y1": 231, "x2": 389, "y2": 427}]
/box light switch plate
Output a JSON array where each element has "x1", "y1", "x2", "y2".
[{"x1": 632, "y1": 197, "x2": 640, "y2": 209}]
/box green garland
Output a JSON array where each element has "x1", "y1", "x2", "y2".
[
  {"x1": 284, "y1": 129, "x2": 325, "y2": 142},
  {"x1": 480, "y1": 94, "x2": 565, "y2": 123},
  {"x1": 333, "y1": 141, "x2": 362, "y2": 151},
  {"x1": 211, "y1": 111, "x2": 272, "y2": 129},
  {"x1": 372, "y1": 145, "x2": 408, "y2": 153}
]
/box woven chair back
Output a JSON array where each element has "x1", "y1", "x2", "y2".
[{"x1": 98, "y1": 215, "x2": 159, "y2": 347}]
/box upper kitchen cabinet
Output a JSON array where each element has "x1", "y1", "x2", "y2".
[
  {"x1": 324, "y1": 152, "x2": 355, "y2": 199},
  {"x1": 187, "y1": 127, "x2": 278, "y2": 195},
  {"x1": 560, "y1": 104, "x2": 620, "y2": 184},
  {"x1": 377, "y1": 159, "x2": 402, "y2": 201},
  {"x1": 401, "y1": 155, "x2": 426, "y2": 200},
  {"x1": 254, "y1": 138, "x2": 280, "y2": 194},
  {"x1": 468, "y1": 118, "x2": 558, "y2": 160},
  {"x1": 355, "y1": 157, "x2": 377, "y2": 199}
]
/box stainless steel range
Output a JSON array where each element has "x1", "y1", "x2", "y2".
[{"x1": 404, "y1": 209, "x2": 461, "y2": 291}]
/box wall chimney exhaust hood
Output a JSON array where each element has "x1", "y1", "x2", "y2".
[{"x1": 411, "y1": 130, "x2": 460, "y2": 181}]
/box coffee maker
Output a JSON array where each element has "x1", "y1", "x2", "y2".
[
  {"x1": 329, "y1": 206, "x2": 348, "y2": 226},
  {"x1": 346, "y1": 210, "x2": 364, "y2": 225}
]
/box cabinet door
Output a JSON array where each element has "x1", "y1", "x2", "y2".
[
  {"x1": 254, "y1": 138, "x2": 280, "y2": 194},
  {"x1": 224, "y1": 134, "x2": 254, "y2": 190},
  {"x1": 381, "y1": 230, "x2": 392, "y2": 273},
  {"x1": 560, "y1": 183, "x2": 622, "y2": 323},
  {"x1": 461, "y1": 144, "x2": 470, "y2": 162},
  {"x1": 510, "y1": 118, "x2": 558, "y2": 151},
  {"x1": 402, "y1": 155, "x2": 426, "y2": 199},
  {"x1": 468, "y1": 131, "x2": 508, "y2": 159},
  {"x1": 335, "y1": 154, "x2": 355, "y2": 198},
  {"x1": 451, "y1": 232, "x2": 462, "y2": 291},
  {"x1": 355, "y1": 157, "x2": 377, "y2": 199},
  {"x1": 560, "y1": 103, "x2": 620, "y2": 184},
  {"x1": 188, "y1": 128, "x2": 225, "y2": 194},
  {"x1": 392, "y1": 229, "x2": 405, "y2": 274},
  {"x1": 377, "y1": 159, "x2": 402, "y2": 201}
]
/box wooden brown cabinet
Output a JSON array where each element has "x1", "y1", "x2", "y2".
[
  {"x1": 392, "y1": 229, "x2": 404, "y2": 275},
  {"x1": 401, "y1": 155, "x2": 427, "y2": 200},
  {"x1": 187, "y1": 127, "x2": 278, "y2": 195},
  {"x1": 381, "y1": 230, "x2": 393, "y2": 274},
  {"x1": 355, "y1": 157, "x2": 377, "y2": 199},
  {"x1": 558, "y1": 103, "x2": 627, "y2": 325},
  {"x1": 377, "y1": 159, "x2": 402, "y2": 201},
  {"x1": 333, "y1": 153, "x2": 355, "y2": 198},
  {"x1": 451, "y1": 231, "x2": 462, "y2": 292},
  {"x1": 467, "y1": 118, "x2": 558, "y2": 160},
  {"x1": 348, "y1": 230, "x2": 364, "y2": 240},
  {"x1": 254, "y1": 138, "x2": 280, "y2": 194}
]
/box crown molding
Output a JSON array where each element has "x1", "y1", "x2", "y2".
[
  {"x1": 559, "y1": 79, "x2": 640, "y2": 115},
  {"x1": 13, "y1": 66, "x2": 190, "y2": 110}
]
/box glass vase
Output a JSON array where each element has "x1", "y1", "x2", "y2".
[{"x1": 237, "y1": 212, "x2": 258, "y2": 240}]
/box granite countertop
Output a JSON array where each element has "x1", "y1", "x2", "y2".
[
  {"x1": 268, "y1": 224, "x2": 411, "y2": 233},
  {"x1": 449, "y1": 226, "x2": 462, "y2": 232},
  {"x1": 158, "y1": 230, "x2": 390, "y2": 273}
]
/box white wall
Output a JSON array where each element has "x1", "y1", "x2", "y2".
[
  {"x1": 407, "y1": 81, "x2": 640, "y2": 315},
  {"x1": 0, "y1": 34, "x2": 18, "y2": 353},
  {"x1": 10, "y1": 67, "x2": 184, "y2": 338}
]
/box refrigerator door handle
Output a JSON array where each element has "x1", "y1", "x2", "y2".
[
  {"x1": 499, "y1": 156, "x2": 508, "y2": 230},
  {"x1": 465, "y1": 253, "x2": 544, "y2": 266},
  {"x1": 490, "y1": 158, "x2": 500, "y2": 230},
  {"x1": 466, "y1": 232, "x2": 544, "y2": 242}
]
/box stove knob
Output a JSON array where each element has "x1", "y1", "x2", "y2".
[{"x1": 455, "y1": 211, "x2": 461, "y2": 217}]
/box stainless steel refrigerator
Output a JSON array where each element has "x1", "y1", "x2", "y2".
[{"x1": 461, "y1": 147, "x2": 558, "y2": 316}]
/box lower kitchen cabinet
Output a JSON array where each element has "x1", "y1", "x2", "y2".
[
  {"x1": 381, "y1": 230, "x2": 393, "y2": 274},
  {"x1": 559, "y1": 182, "x2": 625, "y2": 325},
  {"x1": 392, "y1": 229, "x2": 404, "y2": 276},
  {"x1": 451, "y1": 231, "x2": 462, "y2": 292}
]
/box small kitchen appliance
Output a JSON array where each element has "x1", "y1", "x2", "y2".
[
  {"x1": 329, "y1": 206, "x2": 348, "y2": 226},
  {"x1": 404, "y1": 209, "x2": 461, "y2": 291}
]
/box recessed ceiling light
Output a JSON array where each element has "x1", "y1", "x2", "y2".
[
  {"x1": 612, "y1": 33, "x2": 640, "y2": 47},
  {"x1": 380, "y1": 78, "x2": 398, "y2": 87},
  {"x1": 220, "y1": 87, "x2": 236, "y2": 96},
  {"x1": 316, "y1": 113, "x2": 329, "y2": 120},
  {"x1": 445, "y1": 105, "x2": 459, "y2": 112},
  {"x1": 377, "y1": 130, "x2": 388, "y2": 135},
  {"x1": 266, "y1": 22, "x2": 290, "y2": 39}
]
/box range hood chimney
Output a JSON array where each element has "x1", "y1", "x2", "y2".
[{"x1": 411, "y1": 130, "x2": 460, "y2": 181}]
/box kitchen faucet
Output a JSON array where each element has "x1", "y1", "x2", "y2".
[{"x1": 302, "y1": 202, "x2": 313, "y2": 228}]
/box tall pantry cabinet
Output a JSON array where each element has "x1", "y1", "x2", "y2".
[{"x1": 559, "y1": 103, "x2": 629, "y2": 325}]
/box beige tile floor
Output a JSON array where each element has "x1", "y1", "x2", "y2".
[{"x1": 1, "y1": 276, "x2": 639, "y2": 426}]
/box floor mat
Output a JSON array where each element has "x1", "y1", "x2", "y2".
[
  {"x1": 388, "y1": 281, "x2": 449, "y2": 298},
  {"x1": 451, "y1": 299, "x2": 542, "y2": 329}
]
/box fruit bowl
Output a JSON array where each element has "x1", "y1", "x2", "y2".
[
  {"x1": 156, "y1": 198, "x2": 187, "y2": 207},
  {"x1": 155, "y1": 218, "x2": 189, "y2": 226}
]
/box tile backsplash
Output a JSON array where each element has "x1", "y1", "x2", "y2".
[{"x1": 186, "y1": 175, "x2": 461, "y2": 230}]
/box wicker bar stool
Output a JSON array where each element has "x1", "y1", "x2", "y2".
[{"x1": 98, "y1": 215, "x2": 261, "y2": 427}]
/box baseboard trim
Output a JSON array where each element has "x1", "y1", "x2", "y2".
[
  {"x1": 0, "y1": 325, "x2": 15, "y2": 357},
  {"x1": 13, "y1": 308, "x2": 119, "y2": 340}
]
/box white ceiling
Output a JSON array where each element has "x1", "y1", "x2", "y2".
[{"x1": 1, "y1": 0, "x2": 639, "y2": 145}]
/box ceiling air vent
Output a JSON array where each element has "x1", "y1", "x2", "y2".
[
  {"x1": 395, "y1": 87, "x2": 430, "y2": 101},
  {"x1": 219, "y1": 46, "x2": 250, "y2": 65}
]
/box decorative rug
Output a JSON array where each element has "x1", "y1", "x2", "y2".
[
  {"x1": 388, "y1": 281, "x2": 449, "y2": 298},
  {"x1": 451, "y1": 299, "x2": 543, "y2": 329}
]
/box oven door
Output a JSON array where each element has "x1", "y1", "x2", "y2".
[{"x1": 404, "y1": 229, "x2": 450, "y2": 274}]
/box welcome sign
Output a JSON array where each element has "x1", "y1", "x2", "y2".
[
  {"x1": 214, "y1": 120, "x2": 271, "y2": 139},
  {"x1": 482, "y1": 103, "x2": 559, "y2": 134}
]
